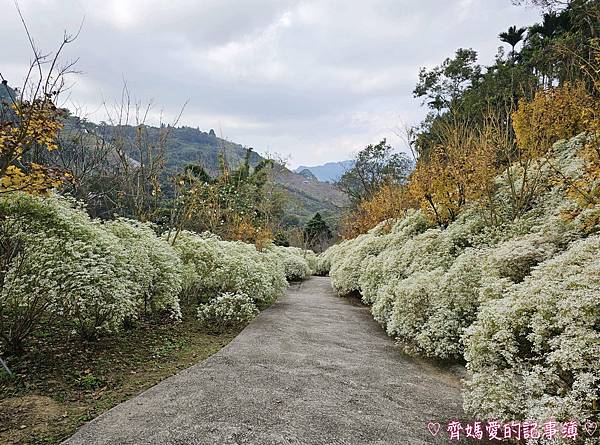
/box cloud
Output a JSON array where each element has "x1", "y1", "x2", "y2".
[{"x1": 0, "y1": 0, "x2": 541, "y2": 167}]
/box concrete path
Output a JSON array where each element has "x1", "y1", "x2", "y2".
[{"x1": 63, "y1": 277, "x2": 465, "y2": 445}]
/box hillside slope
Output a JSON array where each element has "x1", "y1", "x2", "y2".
[{"x1": 89, "y1": 123, "x2": 348, "y2": 225}]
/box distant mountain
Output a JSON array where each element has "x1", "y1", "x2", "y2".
[
  {"x1": 295, "y1": 160, "x2": 355, "y2": 183},
  {"x1": 296, "y1": 168, "x2": 318, "y2": 181},
  {"x1": 3, "y1": 79, "x2": 348, "y2": 226}
]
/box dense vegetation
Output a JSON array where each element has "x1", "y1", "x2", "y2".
[
  {"x1": 322, "y1": 133, "x2": 599, "y2": 433},
  {"x1": 0, "y1": 28, "x2": 324, "y2": 363},
  {"x1": 323, "y1": 0, "x2": 600, "y2": 439},
  {"x1": 0, "y1": 192, "x2": 318, "y2": 355},
  {"x1": 43, "y1": 115, "x2": 346, "y2": 231}
]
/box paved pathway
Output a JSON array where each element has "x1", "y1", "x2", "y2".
[{"x1": 63, "y1": 277, "x2": 464, "y2": 445}]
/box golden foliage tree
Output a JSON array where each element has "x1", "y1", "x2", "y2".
[
  {"x1": 512, "y1": 81, "x2": 592, "y2": 157},
  {"x1": 512, "y1": 80, "x2": 599, "y2": 217},
  {"x1": 0, "y1": 90, "x2": 70, "y2": 194},
  {"x1": 342, "y1": 183, "x2": 416, "y2": 238},
  {"x1": 0, "y1": 20, "x2": 78, "y2": 195},
  {"x1": 408, "y1": 118, "x2": 498, "y2": 226}
]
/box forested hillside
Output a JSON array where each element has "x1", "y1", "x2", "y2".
[{"x1": 50, "y1": 116, "x2": 347, "y2": 227}]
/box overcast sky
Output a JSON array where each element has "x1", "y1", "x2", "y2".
[{"x1": 1, "y1": 0, "x2": 541, "y2": 168}]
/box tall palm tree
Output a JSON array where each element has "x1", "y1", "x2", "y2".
[{"x1": 499, "y1": 25, "x2": 527, "y2": 61}]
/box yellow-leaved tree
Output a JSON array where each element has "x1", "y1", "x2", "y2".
[
  {"x1": 0, "y1": 94, "x2": 68, "y2": 194},
  {"x1": 408, "y1": 118, "x2": 498, "y2": 227},
  {"x1": 341, "y1": 183, "x2": 415, "y2": 238},
  {"x1": 0, "y1": 25, "x2": 78, "y2": 195}
]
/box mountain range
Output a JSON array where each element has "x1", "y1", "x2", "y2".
[
  {"x1": 294, "y1": 160, "x2": 355, "y2": 183},
  {"x1": 88, "y1": 122, "x2": 348, "y2": 226}
]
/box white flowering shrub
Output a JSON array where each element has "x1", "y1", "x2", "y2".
[
  {"x1": 106, "y1": 218, "x2": 183, "y2": 319},
  {"x1": 0, "y1": 193, "x2": 137, "y2": 343},
  {"x1": 0, "y1": 231, "x2": 74, "y2": 353},
  {"x1": 316, "y1": 242, "x2": 344, "y2": 275},
  {"x1": 319, "y1": 134, "x2": 598, "y2": 428},
  {"x1": 169, "y1": 232, "x2": 287, "y2": 309},
  {"x1": 384, "y1": 269, "x2": 445, "y2": 347},
  {"x1": 483, "y1": 232, "x2": 558, "y2": 283},
  {"x1": 302, "y1": 249, "x2": 319, "y2": 275},
  {"x1": 414, "y1": 248, "x2": 485, "y2": 358},
  {"x1": 164, "y1": 231, "x2": 222, "y2": 301},
  {"x1": 329, "y1": 229, "x2": 391, "y2": 296},
  {"x1": 358, "y1": 211, "x2": 431, "y2": 303},
  {"x1": 58, "y1": 230, "x2": 137, "y2": 339},
  {"x1": 279, "y1": 246, "x2": 318, "y2": 272},
  {"x1": 464, "y1": 235, "x2": 600, "y2": 432},
  {"x1": 268, "y1": 246, "x2": 313, "y2": 281},
  {"x1": 197, "y1": 292, "x2": 259, "y2": 333},
  {"x1": 0, "y1": 191, "x2": 294, "y2": 352}
]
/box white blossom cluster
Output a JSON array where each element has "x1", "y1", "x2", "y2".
[
  {"x1": 197, "y1": 292, "x2": 259, "y2": 332},
  {"x1": 267, "y1": 245, "x2": 315, "y2": 281},
  {"x1": 0, "y1": 193, "x2": 183, "y2": 344},
  {"x1": 464, "y1": 235, "x2": 600, "y2": 441},
  {"x1": 105, "y1": 218, "x2": 183, "y2": 319},
  {"x1": 319, "y1": 135, "x2": 600, "y2": 427},
  {"x1": 168, "y1": 231, "x2": 288, "y2": 310}
]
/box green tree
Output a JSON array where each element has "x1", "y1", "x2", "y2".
[
  {"x1": 167, "y1": 148, "x2": 285, "y2": 245},
  {"x1": 337, "y1": 139, "x2": 412, "y2": 203},
  {"x1": 273, "y1": 231, "x2": 290, "y2": 247},
  {"x1": 303, "y1": 212, "x2": 332, "y2": 251},
  {"x1": 413, "y1": 48, "x2": 481, "y2": 112}
]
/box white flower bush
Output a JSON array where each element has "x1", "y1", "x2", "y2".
[
  {"x1": 197, "y1": 292, "x2": 259, "y2": 332},
  {"x1": 106, "y1": 218, "x2": 183, "y2": 319},
  {"x1": 163, "y1": 231, "x2": 222, "y2": 301},
  {"x1": 0, "y1": 192, "x2": 293, "y2": 352},
  {"x1": 320, "y1": 134, "x2": 600, "y2": 428},
  {"x1": 329, "y1": 228, "x2": 392, "y2": 296},
  {"x1": 0, "y1": 193, "x2": 137, "y2": 342},
  {"x1": 169, "y1": 231, "x2": 288, "y2": 309},
  {"x1": 414, "y1": 248, "x2": 485, "y2": 358},
  {"x1": 303, "y1": 249, "x2": 319, "y2": 275},
  {"x1": 483, "y1": 232, "x2": 557, "y2": 283},
  {"x1": 0, "y1": 231, "x2": 75, "y2": 352},
  {"x1": 315, "y1": 242, "x2": 343, "y2": 275},
  {"x1": 268, "y1": 245, "x2": 313, "y2": 281},
  {"x1": 327, "y1": 207, "x2": 489, "y2": 357},
  {"x1": 464, "y1": 235, "x2": 600, "y2": 433}
]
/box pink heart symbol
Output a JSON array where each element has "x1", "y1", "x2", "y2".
[
  {"x1": 584, "y1": 420, "x2": 597, "y2": 436},
  {"x1": 427, "y1": 421, "x2": 441, "y2": 437}
]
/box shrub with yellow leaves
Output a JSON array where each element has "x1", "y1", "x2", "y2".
[{"x1": 408, "y1": 118, "x2": 498, "y2": 227}]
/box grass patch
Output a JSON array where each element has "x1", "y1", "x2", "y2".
[{"x1": 0, "y1": 318, "x2": 241, "y2": 444}]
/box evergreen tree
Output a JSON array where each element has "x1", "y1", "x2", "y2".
[{"x1": 303, "y1": 213, "x2": 332, "y2": 251}]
